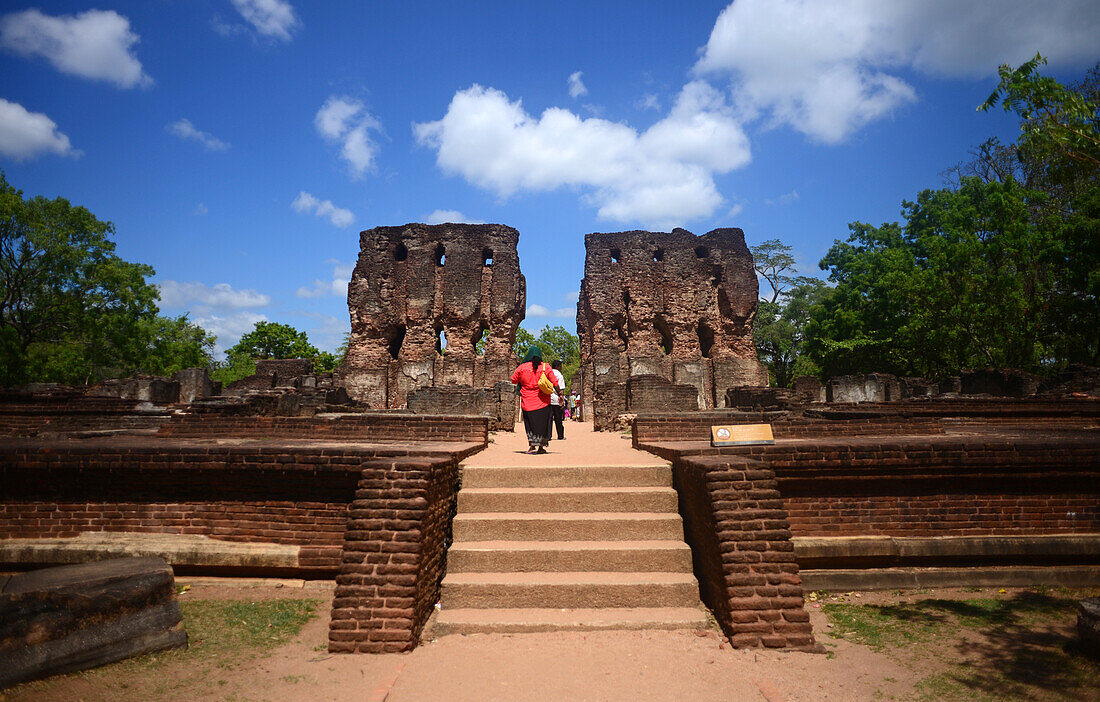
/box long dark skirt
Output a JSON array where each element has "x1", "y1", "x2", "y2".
[{"x1": 522, "y1": 405, "x2": 553, "y2": 447}]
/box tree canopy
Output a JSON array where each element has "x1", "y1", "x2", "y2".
[
  {"x1": 0, "y1": 174, "x2": 213, "y2": 386},
  {"x1": 512, "y1": 325, "x2": 580, "y2": 388},
  {"x1": 802, "y1": 57, "x2": 1099, "y2": 378}
]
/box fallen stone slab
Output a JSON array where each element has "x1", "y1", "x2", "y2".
[{"x1": 0, "y1": 556, "x2": 187, "y2": 688}]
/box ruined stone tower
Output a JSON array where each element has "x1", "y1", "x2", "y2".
[
  {"x1": 339, "y1": 223, "x2": 526, "y2": 410},
  {"x1": 576, "y1": 227, "x2": 767, "y2": 429}
]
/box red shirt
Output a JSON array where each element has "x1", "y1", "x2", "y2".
[{"x1": 511, "y1": 361, "x2": 558, "y2": 412}]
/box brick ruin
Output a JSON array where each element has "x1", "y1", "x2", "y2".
[
  {"x1": 577, "y1": 228, "x2": 768, "y2": 430},
  {"x1": 338, "y1": 223, "x2": 525, "y2": 427}
]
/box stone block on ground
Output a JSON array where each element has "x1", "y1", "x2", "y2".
[{"x1": 0, "y1": 556, "x2": 187, "y2": 688}]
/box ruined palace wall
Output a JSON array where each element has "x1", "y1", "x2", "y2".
[
  {"x1": 338, "y1": 223, "x2": 525, "y2": 408},
  {"x1": 577, "y1": 228, "x2": 767, "y2": 428}
]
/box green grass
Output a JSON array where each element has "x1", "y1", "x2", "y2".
[
  {"x1": 8, "y1": 598, "x2": 321, "y2": 700},
  {"x1": 824, "y1": 589, "x2": 1100, "y2": 701}
]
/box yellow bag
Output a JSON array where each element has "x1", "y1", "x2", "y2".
[{"x1": 537, "y1": 369, "x2": 555, "y2": 395}]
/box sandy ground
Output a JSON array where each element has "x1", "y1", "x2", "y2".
[
  {"x1": 469, "y1": 419, "x2": 662, "y2": 467},
  {"x1": 4, "y1": 579, "x2": 921, "y2": 702}
]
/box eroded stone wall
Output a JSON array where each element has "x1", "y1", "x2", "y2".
[
  {"x1": 577, "y1": 228, "x2": 766, "y2": 428},
  {"x1": 339, "y1": 223, "x2": 525, "y2": 409}
]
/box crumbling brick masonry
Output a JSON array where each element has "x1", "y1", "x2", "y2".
[
  {"x1": 577, "y1": 228, "x2": 767, "y2": 429},
  {"x1": 339, "y1": 224, "x2": 526, "y2": 412}
]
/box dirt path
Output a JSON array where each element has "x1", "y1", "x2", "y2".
[{"x1": 5, "y1": 580, "x2": 922, "y2": 702}]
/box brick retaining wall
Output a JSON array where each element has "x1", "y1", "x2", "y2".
[
  {"x1": 329, "y1": 456, "x2": 460, "y2": 653},
  {"x1": 673, "y1": 455, "x2": 816, "y2": 649},
  {"x1": 157, "y1": 413, "x2": 488, "y2": 444}
]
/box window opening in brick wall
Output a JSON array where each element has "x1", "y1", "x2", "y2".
[
  {"x1": 695, "y1": 246, "x2": 708, "y2": 258},
  {"x1": 655, "y1": 317, "x2": 673, "y2": 355},
  {"x1": 697, "y1": 321, "x2": 714, "y2": 358},
  {"x1": 711, "y1": 265, "x2": 723, "y2": 286},
  {"x1": 482, "y1": 248, "x2": 493, "y2": 266},
  {"x1": 394, "y1": 242, "x2": 408, "y2": 261},
  {"x1": 610, "y1": 248, "x2": 621, "y2": 264},
  {"x1": 435, "y1": 321, "x2": 447, "y2": 354},
  {"x1": 435, "y1": 243, "x2": 445, "y2": 266},
  {"x1": 386, "y1": 325, "x2": 406, "y2": 360},
  {"x1": 472, "y1": 321, "x2": 489, "y2": 356},
  {"x1": 653, "y1": 248, "x2": 664, "y2": 261}
]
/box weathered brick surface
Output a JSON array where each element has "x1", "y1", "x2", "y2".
[
  {"x1": 329, "y1": 457, "x2": 460, "y2": 653},
  {"x1": 577, "y1": 228, "x2": 767, "y2": 429},
  {"x1": 338, "y1": 223, "x2": 526, "y2": 410},
  {"x1": 674, "y1": 455, "x2": 817, "y2": 650},
  {"x1": 157, "y1": 412, "x2": 489, "y2": 444}
]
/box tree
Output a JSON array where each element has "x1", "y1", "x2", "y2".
[
  {"x1": 750, "y1": 239, "x2": 798, "y2": 303},
  {"x1": 754, "y1": 278, "x2": 828, "y2": 386},
  {"x1": 512, "y1": 327, "x2": 536, "y2": 358},
  {"x1": 0, "y1": 174, "x2": 213, "y2": 385},
  {"x1": 227, "y1": 321, "x2": 319, "y2": 360},
  {"x1": 980, "y1": 55, "x2": 1099, "y2": 186}
]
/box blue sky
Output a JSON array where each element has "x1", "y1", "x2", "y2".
[{"x1": 2, "y1": 1, "x2": 1098, "y2": 356}]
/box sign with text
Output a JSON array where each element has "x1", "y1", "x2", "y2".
[{"x1": 711, "y1": 423, "x2": 774, "y2": 447}]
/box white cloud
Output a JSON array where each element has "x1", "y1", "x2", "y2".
[
  {"x1": 424, "y1": 209, "x2": 484, "y2": 225},
  {"x1": 296, "y1": 261, "x2": 353, "y2": 299},
  {"x1": 727, "y1": 203, "x2": 744, "y2": 218},
  {"x1": 292, "y1": 191, "x2": 355, "y2": 228},
  {"x1": 194, "y1": 202, "x2": 208, "y2": 216},
  {"x1": 564, "y1": 291, "x2": 580, "y2": 303},
  {"x1": 568, "y1": 71, "x2": 588, "y2": 98},
  {"x1": 694, "y1": 0, "x2": 1100, "y2": 144},
  {"x1": 230, "y1": 0, "x2": 299, "y2": 41},
  {"x1": 193, "y1": 311, "x2": 269, "y2": 356},
  {"x1": 293, "y1": 311, "x2": 349, "y2": 353},
  {"x1": 157, "y1": 280, "x2": 271, "y2": 309},
  {"x1": 0, "y1": 98, "x2": 79, "y2": 161},
  {"x1": 636, "y1": 93, "x2": 661, "y2": 112},
  {"x1": 765, "y1": 189, "x2": 799, "y2": 206},
  {"x1": 526, "y1": 304, "x2": 575, "y2": 318},
  {"x1": 315, "y1": 96, "x2": 383, "y2": 178},
  {"x1": 414, "y1": 80, "x2": 751, "y2": 229},
  {"x1": 167, "y1": 118, "x2": 229, "y2": 151},
  {"x1": 0, "y1": 9, "x2": 151, "y2": 88}
]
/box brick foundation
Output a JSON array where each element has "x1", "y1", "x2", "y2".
[{"x1": 674, "y1": 455, "x2": 817, "y2": 649}]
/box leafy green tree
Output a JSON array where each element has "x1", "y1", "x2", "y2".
[
  {"x1": 0, "y1": 174, "x2": 213, "y2": 385},
  {"x1": 512, "y1": 327, "x2": 536, "y2": 358},
  {"x1": 754, "y1": 278, "x2": 828, "y2": 386},
  {"x1": 980, "y1": 55, "x2": 1099, "y2": 187},
  {"x1": 227, "y1": 321, "x2": 319, "y2": 360}
]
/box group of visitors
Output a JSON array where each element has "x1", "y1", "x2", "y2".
[{"x1": 510, "y1": 345, "x2": 581, "y2": 455}]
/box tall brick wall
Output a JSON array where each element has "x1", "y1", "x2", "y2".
[
  {"x1": 338, "y1": 223, "x2": 526, "y2": 409},
  {"x1": 577, "y1": 228, "x2": 767, "y2": 429},
  {"x1": 674, "y1": 455, "x2": 816, "y2": 649}
]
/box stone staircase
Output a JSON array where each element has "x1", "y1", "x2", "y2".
[{"x1": 433, "y1": 462, "x2": 709, "y2": 634}]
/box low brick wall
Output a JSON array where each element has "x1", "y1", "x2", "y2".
[
  {"x1": 329, "y1": 456, "x2": 460, "y2": 653},
  {"x1": 157, "y1": 413, "x2": 489, "y2": 444},
  {"x1": 673, "y1": 455, "x2": 816, "y2": 649},
  {"x1": 0, "y1": 439, "x2": 474, "y2": 652}
]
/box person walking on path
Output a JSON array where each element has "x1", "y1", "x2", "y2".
[
  {"x1": 549, "y1": 360, "x2": 567, "y2": 440},
  {"x1": 511, "y1": 346, "x2": 563, "y2": 454}
]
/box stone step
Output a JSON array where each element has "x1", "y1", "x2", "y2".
[
  {"x1": 460, "y1": 464, "x2": 671, "y2": 489},
  {"x1": 452, "y1": 512, "x2": 685, "y2": 542},
  {"x1": 440, "y1": 571, "x2": 702, "y2": 609},
  {"x1": 457, "y1": 486, "x2": 679, "y2": 513},
  {"x1": 447, "y1": 540, "x2": 694, "y2": 573},
  {"x1": 432, "y1": 607, "x2": 710, "y2": 636}
]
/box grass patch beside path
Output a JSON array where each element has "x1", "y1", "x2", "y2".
[
  {"x1": 823, "y1": 588, "x2": 1100, "y2": 702},
  {"x1": 6, "y1": 598, "x2": 320, "y2": 701}
]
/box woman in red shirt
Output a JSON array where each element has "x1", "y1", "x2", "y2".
[{"x1": 511, "y1": 345, "x2": 562, "y2": 454}]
